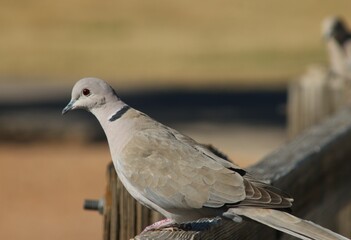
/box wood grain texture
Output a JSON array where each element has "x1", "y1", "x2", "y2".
[{"x1": 287, "y1": 66, "x2": 351, "y2": 138}]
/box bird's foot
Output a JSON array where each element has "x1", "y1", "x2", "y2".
[
  {"x1": 141, "y1": 217, "x2": 223, "y2": 234},
  {"x1": 142, "y1": 219, "x2": 178, "y2": 233}
]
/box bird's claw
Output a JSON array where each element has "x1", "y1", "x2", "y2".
[{"x1": 141, "y1": 219, "x2": 176, "y2": 233}]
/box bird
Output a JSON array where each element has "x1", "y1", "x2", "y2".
[
  {"x1": 322, "y1": 16, "x2": 351, "y2": 80},
  {"x1": 63, "y1": 77, "x2": 349, "y2": 240}
]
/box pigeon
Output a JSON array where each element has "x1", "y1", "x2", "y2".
[
  {"x1": 63, "y1": 77, "x2": 349, "y2": 240},
  {"x1": 322, "y1": 16, "x2": 351, "y2": 79}
]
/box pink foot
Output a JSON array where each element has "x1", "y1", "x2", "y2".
[{"x1": 142, "y1": 218, "x2": 177, "y2": 233}]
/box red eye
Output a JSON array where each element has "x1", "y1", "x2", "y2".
[{"x1": 82, "y1": 88, "x2": 90, "y2": 96}]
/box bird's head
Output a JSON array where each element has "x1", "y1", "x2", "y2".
[
  {"x1": 62, "y1": 77, "x2": 118, "y2": 115},
  {"x1": 322, "y1": 16, "x2": 349, "y2": 44}
]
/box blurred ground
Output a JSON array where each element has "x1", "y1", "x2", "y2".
[
  {"x1": 1, "y1": 0, "x2": 351, "y2": 88},
  {"x1": 0, "y1": 143, "x2": 110, "y2": 240},
  {"x1": 0, "y1": 123, "x2": 285, "y2": 240}
]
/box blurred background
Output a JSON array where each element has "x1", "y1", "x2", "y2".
[{"x1": 1, "y1": 1, "x2": 351, "y2": 239}]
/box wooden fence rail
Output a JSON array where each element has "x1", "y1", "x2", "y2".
[{"x1": 93, "y1": 107, "x2": 351, "y2": 239}]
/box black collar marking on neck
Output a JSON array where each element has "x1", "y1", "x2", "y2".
[{"x1": 109, "y1": 105, "x2": 130, "y2": 122}]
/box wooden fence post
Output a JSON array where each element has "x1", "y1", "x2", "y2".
[
  {"x1": 288, "y1": 65, "x2": 350, "y2": 138},
  {"x1": 103, "y1": 163, "x2": 163, "y2": 240}
]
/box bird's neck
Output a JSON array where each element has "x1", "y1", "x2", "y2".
[
  {"x1": 91, "y1": 98, "x2": 127, "y2": 126},
  {"x1": 90, "y1": 99, "x2": 135, "y2": 158}
]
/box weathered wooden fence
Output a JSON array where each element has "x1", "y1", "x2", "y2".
[
  {"x1": 288, "y1": 65, "x2": 351, "y2": 138},
  {"x1": 85, "y1": 107, "x2": 351, "y2": 239}
]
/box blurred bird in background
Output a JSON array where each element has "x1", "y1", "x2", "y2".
[{"x1": 323, "y1": 16, "x2": 351, "y2": 80}]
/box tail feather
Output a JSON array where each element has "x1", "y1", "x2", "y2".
[{"x1": 227, "y1": 207, "x2": 349, "y2": 240}]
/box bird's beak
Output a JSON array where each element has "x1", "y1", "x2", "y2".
[{"x1": 62, "y1": 99, "x2": 76, "y2": 115}]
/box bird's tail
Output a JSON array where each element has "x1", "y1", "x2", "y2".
[{"x1": 227, "y1": 207, "x2": 349, "y2": 240}]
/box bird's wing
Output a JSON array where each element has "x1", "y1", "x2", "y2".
[
  {"x1": 168, "y1": 125, "x2": 293, "y2": 209},
  {"x1": 119, "y1": 119, "x2": 246, "y2": 211},
  {"x1": 168, "y1": 127, "x2": 243, "y2": 169}
]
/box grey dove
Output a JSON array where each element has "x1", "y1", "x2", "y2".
[
  {"x1": 322, "y1": 16, "x2": 351, "y2": 80},
  {"x1": 63, "y1": 77, "x2": 349, "y2": 240}
]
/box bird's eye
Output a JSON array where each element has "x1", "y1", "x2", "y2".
[{"x1": 82, "y1": 88, "x2": 90, "y2": 96}]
